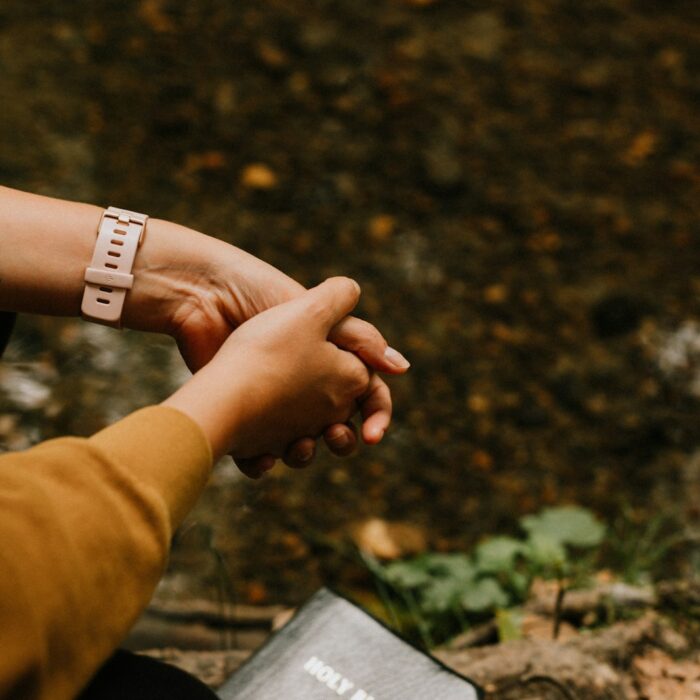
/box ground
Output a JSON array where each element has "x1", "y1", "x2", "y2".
[{"x1": 1, "y1": 0, "x2": 699, "y2": 607}]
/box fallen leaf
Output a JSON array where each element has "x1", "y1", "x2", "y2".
[
  {"x1": 634, "y1": 649, "x2": 700, "y2": 700},
  {"x1": 138, "y1": 0, "x2": 175, "y2": 33},
  {"x1": 483, "y1": 284, "x2": 508, "y2": 304},
  {"x1": 256, "y1": 41, "x2": 289, "y2": 68},
  {"x1": 624, "y1": 130, "x2": 658, "y2": 166},
  {"x1": 245, "y1": 581, "x2": 268, "y2": 605},
  {"x1": 271, "y1": 608, "x2": 296, "y2": 631},
  {"x1": 368, "y1": 215, "x2": 396, "y2": 242},
  {"x1": 471, "y1": 449, "x2": 494, "y2": 472},
  {"x1": 350, "y1": 518, "x2": 427, "y2": 560},
  {"x1": 183, "y1": 151, "x2": 227, "y2": 174},
  {"x1": 240, "y1": 163, "x2": 278, "y2": 190}
]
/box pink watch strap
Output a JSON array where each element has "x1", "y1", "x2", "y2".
[{"x1": 81, "y1": 206, "x2": 148, "y2": 327}]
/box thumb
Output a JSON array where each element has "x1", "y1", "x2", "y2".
[{"x1": 303, "y1": 277, "x2": 361, "y2": 332}]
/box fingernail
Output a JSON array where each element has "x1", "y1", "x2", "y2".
[
  {"x1": 297, "y1": 450, "x2": 314, "y2": 463},
  {"x1": 260, "y1": 457, "x2": 276, "y2": 472},
  {"x1": 384, "y1": 346, "x2": 410, "y2": 369},
  {"x1": 368, "y1": 427, "x2": 385, "y2": 443},
  {"x1": 328, "y1": 432, "x2": 350, "y2": 449}
]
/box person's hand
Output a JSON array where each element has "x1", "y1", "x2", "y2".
[
  {"x1": 0, "y1": 187, "x2": 406, "y2": 474},
  {"x1": 122, "y1": 219, "x2": 409, "y2": 476},
  {"x1": 162, "y1": 278, "x2": 373, "y2": 469}
]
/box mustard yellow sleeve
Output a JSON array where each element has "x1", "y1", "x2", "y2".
[{"x1": 0, "y1": 405, "x2": 212, "y2": 700}]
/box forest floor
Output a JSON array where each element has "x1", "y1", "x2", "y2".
[{"x1": 140, "y1": 577, "x2": 700, "y2": 699}]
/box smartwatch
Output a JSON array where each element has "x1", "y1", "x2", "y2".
[{"x1": 81, "y1": 206, "x2": 148, "y2": 327}]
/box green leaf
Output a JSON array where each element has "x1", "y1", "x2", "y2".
[
  {"x1": 520, "y1": 506, "x2": 605, "y2": 549},
  {"x1": 525, "y1": 532, "x2": 567, "y2": 570},
  {"x1": 460, "y1": 578, "x2": 510, "y2": 612},
  {"x1": 507, "y1": 571, "x2": 530, "y2": 599},
  {"x1": 495, "y1": 608, "x2": 523, "y2": 642},
  {"x1": 475, "y1": 537, "x2": 524, "y2": 573},
  {"x1": 359, "y1": 551, "x2": 387, "y2": 579},
  {"x1": 422, "y1": 554, "x2": 476, "y2": 584},
  {"x1": 383, "y1": 560, "x2": 432, "y2": 589},
  {"x1": 421, "y1": 578, "x2": 464, "y2": 614}
]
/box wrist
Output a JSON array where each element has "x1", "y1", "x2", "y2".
[
  {"x1": 119, "y1": 218, "x2": 217, "y2": 336},
  {"x1": 162, "y1": 362, "x2": 246, "y2": 462}
]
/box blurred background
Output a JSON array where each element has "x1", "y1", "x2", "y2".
[{"x1": 1, "y1": 0, "x2": 699, "y2": 622}]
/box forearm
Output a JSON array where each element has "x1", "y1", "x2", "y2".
[
  {"x1": 0, "y1": 406, "x2": 212, "y2": 700},
  {"x1": 0, "y1": 185, "x2": 233, "y2": 335},
  {"x1": 0, "y1": 186, "x2": 102, "y2": 316},
  {"x1": 0, "y1": 187, "x2": 400, "y2": 468}
]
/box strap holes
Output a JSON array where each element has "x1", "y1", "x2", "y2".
[
  {"x1": 107, "y1": 251, "x2": 121, "y2": 257},
  {"x1": 99, "y1": 287, "x2": 113, "y2": 293},
  {"x1": 105, "y1": 263, "x2": 118, "y2": 269},
  {"x1": 111, "y1": 239, "x2": 124, "y2": 246},
  {"x1": 96, "y1": 298, "x2": 110, "y2": 305},
  {"x1": 114, "y1": 228, "x2": 127, "y2": 235}
]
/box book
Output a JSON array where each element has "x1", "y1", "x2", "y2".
[{"x1": 217, "y1": 587, "x2": 482, "y2": 699}]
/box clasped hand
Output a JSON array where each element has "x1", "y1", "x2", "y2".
[
  {"x1": 0, "y1": 186, "x2": 407, "y2": 478},
  {"x1": 139, "y1": 220, "x2": 409, "y2": 477},
  {"x1": 165, "y1": 277, "x2": 389, "y2": 471}
]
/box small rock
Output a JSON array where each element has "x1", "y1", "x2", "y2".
[{"x1": 0, "y1": 366, "x2": 52, "y2": 410}]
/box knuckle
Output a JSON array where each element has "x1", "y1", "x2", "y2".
[
  {"x1": 306, "y1": 296, "x2": 327, "y2": 320},
  {"x1": 330, "y1": 390, "x2": 352, "y2": 414},
  {"x1": 344, "y1": 321, "x2": 385, "y2": 357},
  {"x1": 326, "y1": 393, "x2": 355, "y2": 423},
  {"x1": 336, "y1": 276, "x2": 361, "y2": 301},
  {"x1": 348, "y1": 363, "x2": 371, "y2": 395}
]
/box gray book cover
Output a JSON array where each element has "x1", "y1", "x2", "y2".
[{"x1": 218, "y1": 588, "x2": 481, "y2": 700}]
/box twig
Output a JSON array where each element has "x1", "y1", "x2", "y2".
[{"x1": 553, "y1": 582, "x2": 566, "y2": 640}]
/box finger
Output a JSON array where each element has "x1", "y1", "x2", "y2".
[
  {"x1": 324, "y1": 422, "x2": 358, "y2": 457},
  {"x1": 358, "y1": 374, "x2": 393, "y2": 444},
  {"x1": 234, "y1": 454, "x2": 277, "y2": 479},
  {"x1": 333, "y1": 348, "x2": 373, "y2": 403},
  {"x1": 283, "y1": 437, "x2": 317, "y2": 469},
  {"x1": 304, "y1": 277, "x2": 361, "y2": 332},
  {"x1": 329, "y1": 316, "x2": 410, "y2": 374}
]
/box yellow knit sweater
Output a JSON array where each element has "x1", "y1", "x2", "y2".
[{"x1": 0, "y1": 406, "x2": 213, "y2": 700}]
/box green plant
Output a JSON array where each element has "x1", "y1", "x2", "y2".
[
  {"x1": 604, "y1": 504, "x2": 686, "y2": 584},
  {"x1": 367, "y1": 506, "x2": 606, "y2": 648}
]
